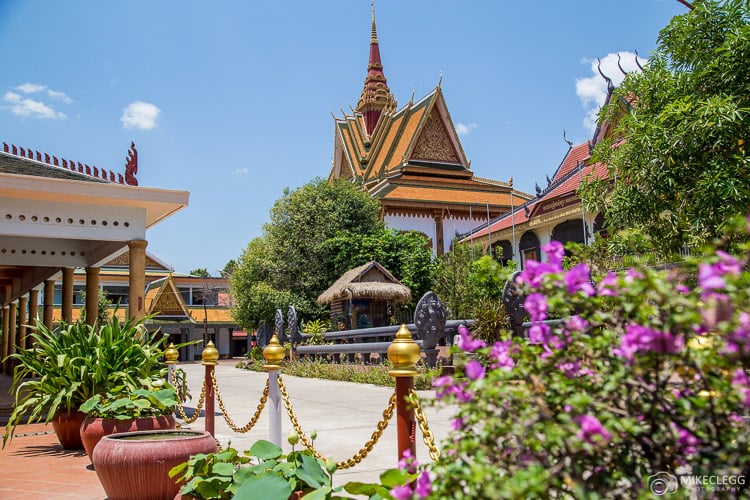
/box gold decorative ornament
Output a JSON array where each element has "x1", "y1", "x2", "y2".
[
  {"x1": 387, "y1": 324, "x2": 420, "y2": 377},
  {"x1": 201, "y1": 340, "x2": 219, "y2": 365},
  {"x1": 263, "y1": 334, "x2": 285, "y2": 370},
  {"x1": 164, "y1": 343, "x2": 179, "y2": 364}
]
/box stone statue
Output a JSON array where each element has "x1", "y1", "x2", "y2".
[
  {"x1": 274, "y1": 308, "x2": 287, "y2": 343},
  {"x1": 502, "y1": 271, "x2": 527, "y2": 337},
  {"x1": 414, "y1": 291, "x2": 446, "y2": 367},
  {"x1": 256, "y1": 322, "x2": 272, "y2": 349}
]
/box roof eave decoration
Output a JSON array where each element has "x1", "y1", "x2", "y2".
[{"x1": 147, "y1": 274, "x2": 193, "y2": 321}]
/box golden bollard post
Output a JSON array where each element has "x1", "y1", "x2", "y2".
[
  {"x1": 202, "y1": 340, "x2": 219, "y2": 437},
  {"x1": 263, "y1": 334, "x2": 286, "y2": 446},
  {"x1": 388, "y1": 324, "x2": 420, "y2": 464},
  {"x1": 164, "y1": 342, "x2": 179, "y2": 387}
]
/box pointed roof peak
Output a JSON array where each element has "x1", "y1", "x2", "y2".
[{"x1": 356, "y1": 0, "x2": 395, "y2": 135}]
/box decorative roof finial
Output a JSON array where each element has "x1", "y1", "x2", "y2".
[
  {"x1": 597, "y1": 58, "x2": 614, "y2": 92},
  {"x1": 371, "y1": 0, "x2": 377, "y2": 42},
  {"x1": 616, "y1": 52, "x2": 628, "y2": 76},
  {"x1": 563, "y1": 129, "x2": 573, "y2": 148},
  {"x1": 634, "y1": 50, "x2": 644, "y2": 72}
]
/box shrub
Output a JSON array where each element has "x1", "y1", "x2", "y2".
[{"x1": 424, "y1": 218, "x2": 750, "y2": 498}]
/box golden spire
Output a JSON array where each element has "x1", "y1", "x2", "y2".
[{"x1": 371, "y1": 0, "x2": 377, "y2": 42}]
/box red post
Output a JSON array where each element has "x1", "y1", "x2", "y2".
[
  {"x1": 395, "y1": 377, "x2": 416, "y2": 460},
  {"x1": 201, "y1": 340, "x2": 219, "y2": 437},
  {"x1": 387, "y1": 325, "x2": 420, "y2": 464},
  {"x1": 204, "y1": 364, "x2": 215, "y2": 436}
]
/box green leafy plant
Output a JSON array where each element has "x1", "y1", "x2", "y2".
[
  {"x1": 171, "y1": 435, "x2": 346, "y2": 500},
  {"x1": 79, "y1": 376, "x2": 178, "y2": 419},
  {"x1": 3, "y1": 315, "x2": 169, "y2": 446}
]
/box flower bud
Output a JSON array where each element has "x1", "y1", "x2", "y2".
[
  {"x1": 287, "y1": 431, "x2": 299, "y2": 445},
  {"x1": 310, "y1": 429, "x2": 318, "y2": 441}
]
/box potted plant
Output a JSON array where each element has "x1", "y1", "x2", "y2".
[
  {"x1": 79, "y1": 375, "x2": 178, "y2": 460},
  {"x1": 2, "y1": 315, "x2": 169, "y2": 450}
]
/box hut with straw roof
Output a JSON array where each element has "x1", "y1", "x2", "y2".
[{"x1": 317, "y1": 261, "x2": 411, "y2": 330}]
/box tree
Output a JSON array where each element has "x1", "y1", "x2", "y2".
[
  {"x1": 324, "y1": 227, "x2": 435, "y2": 303},
  {"x1": 231, "y1": 178, "x2": 385, "y2": 329},
  {"x1": 584, "y1": 0, "x2": 750, "y2": 254},
  {"x1": 189, "y1": 268, "x2": 211, "y2": 278},
  {"x1": 221, "y1": 259, "x2": 237, "y2": 279}
]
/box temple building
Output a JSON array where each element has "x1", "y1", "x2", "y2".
[{"x1": 329, "y1": 5, "x2": 532, "y2": 256}]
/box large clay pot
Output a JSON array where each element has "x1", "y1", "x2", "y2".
[
  {"x1": 51, "y1": 409, "x2": 86, "y2": 450},
  {"x1": 92, "y1": 429, "x2": 217, "y2": 500},
  {"x1": 80, "y1": 414, "x2": 176, "y2": 461}
]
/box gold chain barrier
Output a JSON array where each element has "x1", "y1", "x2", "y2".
[
  {"x1": 211, "y1": 369, "x2": 270, "y2": 433},
  {"x1": 277, "y1": 374, "x2": 397, "y2": 470},
  {"x1": 175, "y1": 376, "x2": 206, "y2": 424},
  {"x1": 410, "y1": 389, "x2": 440, "y2": 461}
]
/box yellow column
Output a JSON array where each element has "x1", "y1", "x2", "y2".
[
  {"x1": 62, "y1": 267, "x2": 75, "y2": 324},
  {"x1": 128, "y1": 240, "x2": 147, "y2": 321},
  {"x1": 17, "y1": 295, "x2": 28, "y2": 353},
  {"x1": 1, "y1": 305, "x2": 9, "y2": 374},
  {"x1": 85, "y1": 267, "x2": 100, "y2": 326},
  {"x1": 5, "y1": 301, "x2": 17, "y2": 375},
  {"x1": 43, "y1": 279, "x2": 55, "y2": 329}
]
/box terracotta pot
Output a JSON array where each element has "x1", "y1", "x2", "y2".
[
  {"x1": 51, "y1": 409, "x2": 86, "y2": 450},
  {"x1": 92, "y1": 429, "x2": 217, "y2": 500},
  {"x1": 80, "y1": 414, "x2": 176, "y2": 461}
]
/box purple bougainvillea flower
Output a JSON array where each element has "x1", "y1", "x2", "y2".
[
  {"x1": 726, "y1": 312, "x2": 750, "y2": 356},
  {"x1": 577, "y1": 414, "x2": 612, "y2": 445},
  {"x1": 528, "y1": 322, "x2": 551, "y2": 345},
  {"x1": 414, "y1": 471, "x2": 431, "y2": 499},
  {"x1": 699, "y1": 262, "x2": 727, "y2": 294},
  {"x1": 565, "y1": 315, "x2": 589, "y2": 333},
  {"x1": 715, "y1": 250, "x2": 743, "y2": 276},
  {"x1": 432, "y1": 375, "x2": 455, "y2": 401},
  {"x1": 390, "y1": 484, "x2": 413, "y2": 500},
  {"x1": 614, "y1": 324, "x2": 684, "y2": 360},
  {"x1": 564, "y1": 263, "x2": 595, "y2": 296},
  {"x1": 732, "y1": 368, "x2": 750, "y2": 407},
  {"x1": 457, "y1": 324, "x2": 486, "y2": 353},
  {"x1": 674, "y1": 425, "x2": 700, "y2": 455},
  {"x1": 516, "y1": 260, "x2": 557, "y2": 288},
  {"x1": 524, "y1": 293, "x2": 549, "y2": 321},
  {"x1": 597, "y1": 271, "x2": 619, "y2": 296},
  {"x1": 464, "y1": 359, "x2": 486, "y2": 380},
  {"x1": 490, "y1": 340, "x2": 515, "y2": 371},
  {"x1": 451, "y1": 416, "x2": 467, "y2": 431},
  {"x1": 397, "y1": 449, "x2": 416, "y2": 473},
  {"x1": 542, "y1": 240, "x2": 565, "y2": 269}
]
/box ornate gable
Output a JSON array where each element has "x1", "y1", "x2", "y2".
[
  {"x1": 410, "y1": 108, "x2": 460, "y2": 163},
  {"x1": 145, "y1": 275, "x2": 191, "y2": 318}
]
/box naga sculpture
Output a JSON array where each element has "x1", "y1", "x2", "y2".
[{"x1": 125, "y1": 141, "x2": 138, "y2": 186}]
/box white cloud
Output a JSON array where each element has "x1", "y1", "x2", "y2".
[
  {"x1": 576, "y1": 51, "x2": 645, "y2": 133},
  {"x1": 233, "y1": 167, "x2": 249, "y2": 175},
  {"x1": 47, "y1": 89, "x2": 72, "y2": 104},
  {"x1": 16, "y1": 82, "x2": 46, "y2": 93},
  {"x1": 3, "y1": 90, "x2": 67, "y2": 119},
  {"x1": 456, "y1": 122, "x2": 478, "y2": 136},
  {"x1": 121, "y1": 101, "x2": 161, "y2": 130}
]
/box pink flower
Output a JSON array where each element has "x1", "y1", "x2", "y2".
[
  {"x1": 674, "y1": 425, "x2": 700, "y2": 455},
  {"x1": 397, "y1": 449, "x2": 416, "y2": 473},
  {"x1": 528, "y1": 322, "x2": 551, "y2": 345},
  {"x1": 490, "y1": 340, "x2": 515, "y2": 371},
  {"x1": 457, "y1": 324, "x2": 486, "y2": 353},
  {"x1": 517, "y1": 260, "x2": 557, "y2": 288},
  {"x1": 451, "y1": 416, "x2": 467, "y2": 430},
  {"x1": 564, "y1": 263, "x2": 595, "y2": 296},
  {"x1": 415, "y1": 471, "x2": 431, "y2": 499},
  {"x1": 390, "y1": 485, "x2": 413, "y2": 500},
  {"x1": 542, "y1": 240, "x2": 565, "y2": 269},
  {"x1": 732, "y1": 368, "x2": 750, "y2": 407},
  {"x1": 524, "y1": 293, "x2": 549, "y2": 321},
  {"x1": 726, "y1": 312, "x2": 750, "y2": 356},
  {"x1": 613, "y1": 324, "x2": 684, "y2": 361},
  {"x1": 577, "y1": 414, "x2": 612, "y2": 445},
  {"x1": 597, "y1": 272, "x2": 619, "y2": 296},
  {"x1": 464, "y1": 359, "x2": 486, "y2": 380},
  {"x1": 565, "y1": 315, "x2": 589, "y2": 333}
]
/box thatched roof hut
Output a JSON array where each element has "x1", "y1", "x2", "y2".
[{"x1": 318, "y1": 261, "x2": 411, "y2": 329}]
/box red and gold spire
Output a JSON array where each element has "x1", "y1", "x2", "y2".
[{"x1": 356, "y1": 1, "x2": 395, "y2": 136}]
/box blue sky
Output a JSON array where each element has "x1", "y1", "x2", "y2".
[{"x1": 0, "y1": 1, "x2": 687, "y2": 275}]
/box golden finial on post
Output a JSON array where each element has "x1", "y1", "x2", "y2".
[
  {"x1": 201, "y1": 340, "x2": 219, "y2": 365},
  {"x1": 387, "y1": 324, "x2": 420, "y2": 377},
  {"x1": 164, "y1": 342, "x2": 179, "y2": 364},
  {"x1": 263, "y1": 334, "x2": 286, "y2": 370}
]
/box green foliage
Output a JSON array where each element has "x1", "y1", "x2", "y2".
[
  {"x1": 241, "y1": 358, "x2": 437, "y2": 391},
  {"x1": 79, "y1": 376, "x2": 178, "y2": 419},
  {"x1": 585, "y1": 0, "x2": 750, "y2": 254},
  {"x1": 3, "y1": 316, "x2": 169, "y2": 446},
  {"x1": 324, "y1": 228, "x2": 435, "y2": 306},
  {"x1": 78, "y1": 289, "x2": 114, "y2": 325},
  {"x1": 432, "y1": 241, "x2": 477, "y2": 319},
  {"x1": 302, "y1": 319, "x2": 330, "y2": 345},
  {"x1": 190, "y1": 267, "x2": 212, "y2": 278},
  {"x1": 170, "y1": 439, "x2": 346, "y2": 500},
  {"x1": 231, "y1": 178, "x2": 383, "y2": 329}
]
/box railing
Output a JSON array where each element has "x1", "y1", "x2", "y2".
[{"x1": 167, "y1": 325, "x2": 441, "y2": 472}]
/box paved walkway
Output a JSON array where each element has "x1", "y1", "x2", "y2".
[{"x1": 0, "y1": 359, "x2": 457, "y2": 498}]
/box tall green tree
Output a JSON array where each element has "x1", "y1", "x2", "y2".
[
  {"x1": 189, "y1": 268, "x2": 211, "y2": 278},
  {"x1": 584, "y1": 0, "x2": 750, "y2": 254},
  {"x1": 231, "y1": 178, "x2": 387, "y2": 329}
]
